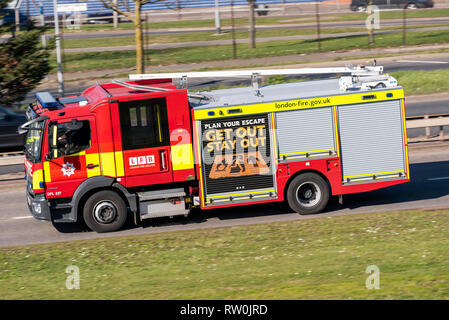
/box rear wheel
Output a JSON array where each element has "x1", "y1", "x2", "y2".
[
  {"x1": 83, "y1": 190, "x2": 128, "y2": 233},
  {"x1": 287, "y1": 173, "x2": 329, "y2": 215}
]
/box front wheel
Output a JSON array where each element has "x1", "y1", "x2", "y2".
[
  {"x1": 83, "y1": 190, "x2": 128, "y2": 233},
  {"x1": 287, "y1": 173, "x2": 330, "y2": 215}
]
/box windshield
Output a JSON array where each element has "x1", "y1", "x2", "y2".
[{"x1": 24, "y1": 120, "x2": 45, "y2": 163}]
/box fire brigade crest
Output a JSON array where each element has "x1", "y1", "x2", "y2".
[{"x1": 61, "y1": 162, "x2": 76, "y2": 177}]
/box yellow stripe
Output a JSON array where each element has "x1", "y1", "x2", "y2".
[
  {"x1": 65, "y1": 151, "x2": 86, "y2": 157},
  {"x1": 99, "y1": 152, "x2": 115, "y2": 177},
  {"x1": 344, "y1": 170, "x2": 404, "y2": 179},
  {"x1": 333, "y1": 106, "x2": 340, "y2": 158},
  {"x1": 207, "y1": 189, "x2": 275, "y2": 200},
  {"x1": 32, "y1": 169, "x2": 43, "y2": 190},
  {"x1": 345, "y1": 176, "x2": 396, "y2": 183},
  {"x1": 401, "y1": 99, "x2": 410, "y2": 180},
  {"x1": 52, "y1": 125, "x2": 57, "y2": 146},
  {"x1": 271, "y1": 113, "x2": 278, "y2": 167},
  {"x1": 194, "y1": 89, "x2": 404, "y2": 120},
  {"x1": 43, "y1": 151, "x2": 124, "y2": 180},
  {"x1": 86, "y1": 153, "x2": 101, "y2": 178},
  {"x1": 194, "y1": 120, "x2": 205, "y2": 207},
  {"x1": 156, "y1": 105, "x2": 162, "y2": 143},
  {"x1": 171, "y1": 144, "x2": 194, "y2": 171},
  {"x1": 280, "y1": 148, "x2": 334, "y2": 156},
  {"x1": 43, "y1": 162, "x2": 51, "y2": 182},
  {"x1": 114, "y1": 151, "x2": 125, "y2": 177}
]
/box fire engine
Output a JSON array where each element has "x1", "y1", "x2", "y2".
[{"x1": 20, "y1": 66, "x2": 409, "y2": 233}]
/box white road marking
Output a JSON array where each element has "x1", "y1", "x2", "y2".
[
  {"x1": 428, "y1": 176, "x2": 449, "y2": 181},
  {"x1": 0, "y1": 216, "x2": 34, "y2": 223},
  {"x1": 397, "y1": 60, "x2": 449, "y2": 64},
  {"x1": 11, "y1": 216, "x2": 33, "y2": 220}
]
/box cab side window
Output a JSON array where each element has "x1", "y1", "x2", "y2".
[
  {"x1": 119, "y1": 98, "x2": 169, "y2": 150},
  {"x1": 50, "y1": 120, "x2": 91, "y2": 157}
]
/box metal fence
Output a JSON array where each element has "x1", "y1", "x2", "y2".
[{"x1": 17, "y1": 0, "x2": 314, "y2": 17}]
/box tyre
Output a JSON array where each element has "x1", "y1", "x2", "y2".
[
  {"x1": 83, "y1": 190, "x2": 128, "y2": 233},
  {"x1": 286, "y1": 173, "x2": 330, "y2": 215},
  {"x1": 356, "y1": 5, "x2": 367, "y2": 12}
]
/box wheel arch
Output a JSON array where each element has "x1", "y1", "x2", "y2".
[
  {"x1": 283, "y1": 169, "x2": 332, "y2": 201},
  {"x1": 68, "y1": 177, "x2": 137, "y2": 222}
]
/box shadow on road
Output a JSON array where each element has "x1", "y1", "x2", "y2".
[
  {"x1": 335, "y1": 161, "x2": 449, "y2": 210},
  {"x1": 51, "y1": 160, "x2": 449, "y2": 234},
  {"x1": 51, "y1": 220, "x2": 90, "y2": 233}
]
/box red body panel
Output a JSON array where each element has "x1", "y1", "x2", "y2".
[{"x1": 123, "y1": 146, "x2": 173, "y2": 187}]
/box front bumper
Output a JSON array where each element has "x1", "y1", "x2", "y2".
[{"x1": 27, "y1": 188, "x2": 51, "y2": 221}]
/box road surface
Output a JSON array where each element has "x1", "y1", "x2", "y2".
[{"x1": 1, "y1": 144, "x2": 449, "y2": 247}]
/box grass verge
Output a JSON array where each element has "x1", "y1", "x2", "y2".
[
  {"x1": 392, "y1": 69, "x2": 449, "y2": 95},
  {"x1": 53, "y1": 29, "x2": 449, "y2": 73},
  {"x1": 0, "y1": 209, "x2": 448, "y2": 299},
  {"x1": 61, "y1": 24, "x2": 449, "y2": 49}
]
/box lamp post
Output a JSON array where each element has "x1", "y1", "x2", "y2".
[
  {"x1": 53, "y1": 0, "x2": 64, "y2": 96},
  {"x1": 214, "y1": 0, "x2": 221, "y2": 34}
]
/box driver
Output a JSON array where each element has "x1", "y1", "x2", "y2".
[{"x1": 57, "y1": 128, "x2": 84, "y2": 155}]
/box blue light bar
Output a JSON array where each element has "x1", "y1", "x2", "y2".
[{"x1": 35, "y1": 92, "x2": 61, "y2": 109}]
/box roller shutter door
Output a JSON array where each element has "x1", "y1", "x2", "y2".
[
  {"x1": 276, "y1": 107, "x2": 336, "y2": 161},
  {"x1": 337, "y1": 100, "x2": 406, "y2": 182}
]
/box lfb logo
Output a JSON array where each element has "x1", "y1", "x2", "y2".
[{"x1": 129, "y1": 155, "x2": 155, "y2": 166}]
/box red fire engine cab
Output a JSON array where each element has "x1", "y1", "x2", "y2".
[{"x1": 20, "y1": 67, "x2": 410, "y2": 232}]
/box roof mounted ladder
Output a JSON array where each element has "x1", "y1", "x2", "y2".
[
  {"x1": 112, "y1": 79, "x2": 172, "y2": 92},
  {"x1": 129, "y1": 65, "x2": 384, "y2": 93},
  {"x1": 112, "y1": 79, "x2": 209, "y2": 100}
]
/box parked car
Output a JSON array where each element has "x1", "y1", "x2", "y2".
[
  {"x1": 86, "y1": 12, "x2": 114, "y2": 24},
  {"x1": 255, "y1": 4, "x2": 269, "y2": 16},
  {"x1": 0, "y1": 9, "x2": 28, "y2": 28},
  {"x1": 0, "y1": 106, "x2": 27, "y2": 149},
  {"x1": 350, "y1": 0, "x2": 434, "y2": 11}
]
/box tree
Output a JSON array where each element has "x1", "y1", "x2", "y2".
[
  {"x1": 248, "y1": 0, "x2": 256, "y2": 49},
  {"x1": 100, "y1": 0, "x2": 166, "y2": 74},
  {"x1": 0, "y1": 1, "x2": 53, "y2": 108}
]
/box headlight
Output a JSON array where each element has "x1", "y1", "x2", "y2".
[{"x1": 32, "y1": 202, "x2": 41, "y2": 214}]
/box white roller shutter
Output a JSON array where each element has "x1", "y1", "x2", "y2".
[
  {"x1": 276, "y1": 107, "x2": 336, "y2": 161},
  {"x1": 337, "y1": 100, "x2": 406, "y2": 183}
]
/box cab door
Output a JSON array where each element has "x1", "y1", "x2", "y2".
[
  {"x1": 118, "y1": 97, "x2": 173, "y2": 187},
  {"x1": 44, "y1": 116, "x2": 101, "y2": 199}
]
